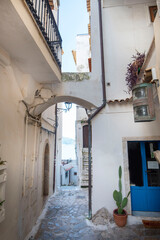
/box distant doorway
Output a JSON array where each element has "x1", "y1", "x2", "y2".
[{"x1": 43, "y1": 143, "x2": 50, "y2": 197}]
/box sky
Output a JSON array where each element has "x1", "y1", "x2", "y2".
[
  {"x1": 62, "y1": 103, "x2": 76, "y2": 139},
  {"x1": 59, "y1": 0, "x2": 88, "y2": 138},
  {"x1": 59, "y1": 0, "x2": 89, "y2": 159},
  {"x1": 62, "y1": 104, "x2": 76, "y2": 159},
  {"x1": 59, "y1": 0, "x2": 88, "y2": 72}
]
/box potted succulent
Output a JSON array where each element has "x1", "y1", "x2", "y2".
[{"x1": 113, "y1": 166, "x2": 130, "y2": 227}]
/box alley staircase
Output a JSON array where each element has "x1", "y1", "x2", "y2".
[{"x1": 81, "y1": 149, "x2": 92, "y2": 187}]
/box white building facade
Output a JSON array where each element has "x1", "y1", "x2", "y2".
[
  {"x1": 0, "y1": 1, "x2": 62, "y2": 239},
  {"x1": 90, "y1": 0, "x2": 160, "y2": 217}
]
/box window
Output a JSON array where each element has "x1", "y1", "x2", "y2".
[
  {"x1": 149, "y1": 6, "x2": 157, "y2": 22},
  {"x1": 83, "y1": 125, "x2": 92, "y2": 148}
]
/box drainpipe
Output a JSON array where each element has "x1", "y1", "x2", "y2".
[
  {"x1": 30, "y1": 121, "x2": 38, "y2": 188},
  {"x1": 88, "y1": 0, "x2": 106, "y2": 220},
  {"x1": 53, "y1": 104, "x2": 58, "y2": 192},
  {"x1": 23, "y1": 115, "x2": 28, "y2": 197}
]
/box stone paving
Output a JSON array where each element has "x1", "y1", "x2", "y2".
[{"x1": 33, "y1": 187, "x2": 160, "y2": 240}]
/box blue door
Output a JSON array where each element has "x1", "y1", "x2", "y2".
[{"x1": 128, "y1": 141, "x2": 160, "y2": 212}]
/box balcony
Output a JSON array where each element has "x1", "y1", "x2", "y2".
[
  {"x1": 0, "y1": 0, "x2": 61, "y2": 83},
  {"x1": 25, "y1": 0, "x2": 62, "y2": 69}
]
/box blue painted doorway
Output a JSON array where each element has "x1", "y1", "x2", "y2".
[{"x1": 128, "y1": 141, "x2": 160, "y2": 212}]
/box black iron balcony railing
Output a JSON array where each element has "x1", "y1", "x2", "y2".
[{"x1": 25, "y1": 0, "x2": 62, "y2": 69}]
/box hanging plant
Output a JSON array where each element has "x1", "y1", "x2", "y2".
[{"x1": 125, "y1": 51, "x2": 145, "y2": 92}]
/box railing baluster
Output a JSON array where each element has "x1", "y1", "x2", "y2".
[
  {"x1": 41, "y1": 0, "x2": 43, "y2": 24},
  {"x1": 44, "y1": 2, "x2": 46, "y2": 29},
  {"x1": 35, "y1": 0, "x2": 37, "y2": 11},
  {"x1": 46, "y1": 10, "x2": 48, "y2": 38},
  {"x1": 38, "y1": 0, "x2": 40, "y2": 17},
  {"x1": 48, "y1": 15, "x2": 50, "y2": 40},
  {"x1": 25, "y1": 0, "x2": 62, "y2": 69},
  {"x1": 50, "y1": 19, "x2": 52, "y2": 41}
]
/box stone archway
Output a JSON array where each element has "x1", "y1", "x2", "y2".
[
  {"x1": 43, "y1": 143, "x2": 50, "y2": 197},
  {"x1": 30, "y1": 95, "x2": 97, "y2": 116}
]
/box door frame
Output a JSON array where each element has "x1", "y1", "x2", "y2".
[{"x1": 122, "y1": 136, "x2": 160, "y2": 215}]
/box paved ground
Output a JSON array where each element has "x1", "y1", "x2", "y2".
[{"x1": 33, "y1": 187, "x2": 160, "y2": 240}]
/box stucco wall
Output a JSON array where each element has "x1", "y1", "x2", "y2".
[
  {"x1": 154, "y1": 13, "x2": 160, "y2": 101},
  {"x1": 91, "y1": 0, "x2": 160, "y2": 215},
  {"x1": 0, "y1": 48, "x2": 55, "y2": 240},
  {"x1": 103, "y1": 0, "x2": 156, "y2": 100},
  {"x1": 92, "y1": 104, "x2": 160, "y2": 214}
]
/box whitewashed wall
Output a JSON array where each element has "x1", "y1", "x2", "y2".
[
  {"x1": 91, "y1": 0, "x2": 160, "y2": 215},
  {"x1": 92, "y1": 104, "x2": 160, "y2": 214},
  {"x1": 103, "y1": 0, "x2": 156, "y2": 100},
  {"x1": 0, "y1": 48, "x2": 56, "y2": 240}
]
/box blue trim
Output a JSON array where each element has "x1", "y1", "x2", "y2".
[
  {"x1": 130, "y1": 141, "x2": 160, "y2": 212},
  {"x1": 141, "y1": 142, "x2": 148, "y2": 188}
]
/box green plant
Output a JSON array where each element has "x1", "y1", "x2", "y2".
[
  {"x1": 0, "y1": 161, "x2": 6, "y2": 165},
  {"x1": 0, "y1": 158, "x2": 6, "y2": 165},
  {"x1": 0, "y1": 200, "x2": 5, "y2": 207},
  {"x1": 113, "y1": 166, "x2": 130, "y2": 214}
]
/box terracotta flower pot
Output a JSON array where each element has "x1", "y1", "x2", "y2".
[{"x1": 113, "y1": 209, "x2": 128, "y2": 227}]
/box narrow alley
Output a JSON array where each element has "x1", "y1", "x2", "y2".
[{"x1": 32, "y1": 188, "x2": 160, "y2": 240}]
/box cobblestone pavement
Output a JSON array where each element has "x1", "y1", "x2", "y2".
[{"x1": 34, "y1": 187, "x2": 160, "y2": 240}]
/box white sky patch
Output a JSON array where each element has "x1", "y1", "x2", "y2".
[{"x1": 62, "y1": 103, "x2": 76, "y2": 139}]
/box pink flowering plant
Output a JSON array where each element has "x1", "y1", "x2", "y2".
[{"x1": 125, "y1": 51, "x2": 145, "y2": 92}]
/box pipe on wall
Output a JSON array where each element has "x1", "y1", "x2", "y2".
[
  {"x1": 87, "y1": 0, "x2": 107, "y2": 219},
  {"x1": 23, "y1": 115, "x2": 28, "y2": 197},
  {"x1": 30, "y1": 121, "x2": 38, "y2": 188},
  {"x1": 53, "y1": 104, "x2": 58, "y2": 192}
]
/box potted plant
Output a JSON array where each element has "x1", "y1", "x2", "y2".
[{"x1": 113, "y1": 166, "x2": 130, "y2": 227}]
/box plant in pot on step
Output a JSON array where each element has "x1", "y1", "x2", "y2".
[{"x1": 113, "y1": 166, "x2": 130, "y2": 227}]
